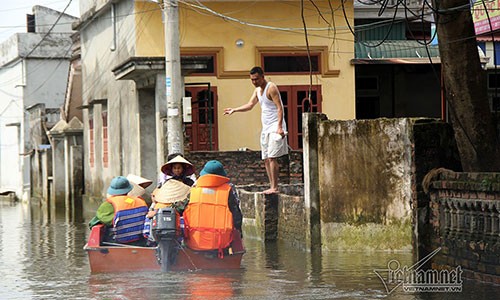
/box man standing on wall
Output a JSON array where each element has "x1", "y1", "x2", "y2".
[{"x1": 224, "y1": 66, "x2": 288, "y2": 194}]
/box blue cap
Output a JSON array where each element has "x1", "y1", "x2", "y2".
[
  {"x1": 200, "y1": 160, "x2": 227, "y2": 177},
  {"x1": 107, "y1": 176, "x2": 133, "y2": 195}
]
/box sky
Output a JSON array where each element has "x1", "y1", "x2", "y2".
[{"x1": 0, "y1": 0, "x2": 80, "y2": 43}]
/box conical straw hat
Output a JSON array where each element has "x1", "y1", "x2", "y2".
[
  {"x1": 161, "y1": 155, "x2": 195, "y2": 176},
  {"x1": 126, "y1": 174, "x2": 153, "y2": 197},
  {"x1": 155, "y1": 179, "x2": 191, "y2": 204},
  {"x1": 128, "y1": 182, "x2": 146, "y2": 197},
  {"x1": 126, "y1": 174, "x2": 153, "y2": 188}
]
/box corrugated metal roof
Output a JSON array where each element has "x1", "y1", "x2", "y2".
[
  {"x1": 355, "y1": 40, "x2": 440, "y2": 59},
  {"x1": 355, "y1": 21, "x2": 406, "y2": 41}
]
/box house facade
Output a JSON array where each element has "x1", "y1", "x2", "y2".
[
  {"x1": 0, "y1": 6, "x2": 77, "y2": 201},
  {"x1": 352, "y1": 0, "x2": 445, "y2": 119},
  {"x1": 473, "y1": 1, "x2": 500, "y2": 116},
  {"x1": 76, "y1": 0, "x2": 355, "y2": 200}
]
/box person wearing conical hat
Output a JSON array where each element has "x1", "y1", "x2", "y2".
[
  {"x1": 143, "y1": 179, "x2": 192, "y2": 245},
  {"x1": 158, "y1": 153, "x2": 197, "y2": 187},
  {"x1": 126, "y1": 174, "x2": 153, "y2": 198}
]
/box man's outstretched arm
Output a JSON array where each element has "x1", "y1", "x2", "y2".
[{"x1": 224, "y1": 90, "x2": 259, "y2": 115}]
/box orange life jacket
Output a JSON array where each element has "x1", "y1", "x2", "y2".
[
  {"x1": 183, "y1": 174, "x2": 233, "y2": 256},
  {"x1": 106, "y1": 195, "x2": 148, "y2": 243}
]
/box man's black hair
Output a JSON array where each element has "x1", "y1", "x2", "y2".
[{"x1": 250, "y1": 66, "x2": 264, "y2": 76}]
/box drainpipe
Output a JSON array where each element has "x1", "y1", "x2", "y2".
[{"x1": 110, "y1": 3, "x2": 116, "y2": 52}]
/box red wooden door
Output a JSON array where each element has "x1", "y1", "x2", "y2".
[
  {"x1": 185, "y1": 86, "x2": 218, "y2": 151},
  {"x1": 279, "y1": 85, "x2": 322, "y2": 150}
]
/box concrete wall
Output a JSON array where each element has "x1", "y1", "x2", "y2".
[
  {"x1": 0, "y1": 60, "x2": 23, "y2": 195},
  {"x1": 238, "y1": 184, "x2": 307, "y2": 249},
  {"x1": 303, "y1": 114, "x2": 461, "y2": 251},
  {"x1": 32, "y1": 6, "x2": 78, "y2": 34},
  {"x1": 138, "y1": 88, "x2": 157, "y2": 187},
  {"x1": 0, "y1": 6, "x2": 75, "y2": 200},
  {"x1": 0, "y1": 33, "x2": 73, "y2": 66},
  {"x1": 48, "y1": 119, "x2": 84, "y2": 209},
  {"x1": 80, "y1": 0, "x2": 139, "y2": 200},
  {"x1": 27, "y1": 104, "x2": 47, "y2": 199},
  {"x1": 25, "y1": 59, "x2": 71, "y2": 107},
  {"x1": 423, "y1": 171, "x2": 500, "y2": 283},
  {"x1": 80, "y1": 0, "x2": 110, "y2": 18}
]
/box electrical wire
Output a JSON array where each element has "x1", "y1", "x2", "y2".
[
  {"x1": 301, "y1": 0, "x2": 313, "y2": 105},
  {"x1": 23, "y1": 0, "x2": 73, "y2": 59}
]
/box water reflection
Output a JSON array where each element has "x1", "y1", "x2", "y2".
[{"x1": 0, "y1": 201, "x2": 499, "y2": 300}]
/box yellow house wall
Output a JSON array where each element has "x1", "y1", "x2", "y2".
[{"x1": 135, "y1": 1, "x2": 354, "y2": 151}]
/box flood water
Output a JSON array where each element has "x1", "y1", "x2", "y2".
[{"x1": 1, "y1": 201, "x2": 499, "y2": 300}]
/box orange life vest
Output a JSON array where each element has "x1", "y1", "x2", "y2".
[
  {"x1": 106, "y1": 195, "x2": 148, "y2": 243},
  {"x1": 183, "y1": 174, "x2": 233, "y2": 255}
]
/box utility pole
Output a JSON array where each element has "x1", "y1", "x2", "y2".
[{"x1": 162, "y1": 0, "x2": 183, "y2": 155}]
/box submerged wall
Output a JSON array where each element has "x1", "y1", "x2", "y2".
[
  {"x1": 303, "y1": 114, "x2": 461, "y2": 251},
  {"x1": 234, "y1": 115, "x2": 461, "y2": 252},
  {"x1": 423, "y1": 170, "x2": 500, "y2": 283},
  {"x1": 238, "y1": 184, "x2": 307, "y2": 250}
]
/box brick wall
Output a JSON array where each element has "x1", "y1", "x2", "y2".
[
  {"x1": 424, "y1": 170, "x2": 500, "y2": 284},
  {"x1": 277, "y1": 185, "x2": 306, "y2": 249},
  {"x1": 236, "y1": 184, "x2": 306, "y2": 247},
  {"x1": 185, "y1": 150, "x2": 303, "y2": 186}
]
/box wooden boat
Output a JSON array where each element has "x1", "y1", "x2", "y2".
[{"x1": 84, "y1": 224, "x2": 245, "y2": 273}]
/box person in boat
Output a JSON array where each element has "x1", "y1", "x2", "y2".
[
  {"x1": 89, "y1": 176, "x2": 149, "y2": 246},
  {"x1": 150, "y1": 153, "x2": 195, "y2": 218},
  {"x1": 143, "y1": 179, "x2": 192, "y2": 246},
  {"x1": 182, "y1": 160, "x2": 243, "y2": 257},
  {"x1": 158, "y1": 154, "x2": 197, "y2": 188},
  {"x1": 126, "y1": 174, "x2": 153, "y2": 198}
]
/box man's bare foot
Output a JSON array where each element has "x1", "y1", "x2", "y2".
[{"x1": 262, "y1": 188, "x2": 279, "y2": 194}]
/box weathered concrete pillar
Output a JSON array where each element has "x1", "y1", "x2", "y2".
[
  {"x1": 138, "y1": 88, "x2": 157, "y2": 190},
  {"x1": 48, "y1": 118, "x2": 83, "y2": 211},
  {"x1": 263, "y1": 194, "x2": 279, "y2": 241},
  {"x1": 70, "y1": 145, "x2": 83, "y2": 222},
  {"x1": 51, "y1": 133, "x2": 66, "y2": 208},
  {"x1": 303, "y1": 113, "x2": 327, "y2": 252},
  {"x1": 41, "y1": 148, "x2": 52, "y2": 204},
  {"x1": 156, "y1": 72, "x2": 168, "y2": 171}
]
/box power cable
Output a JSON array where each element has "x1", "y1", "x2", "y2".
[
  {"x1": 301, "y1": 0, "x2": 313, "y2": 106},
  {"x1": 23, "y1": 0, "x2": 73, "y2": 59}
]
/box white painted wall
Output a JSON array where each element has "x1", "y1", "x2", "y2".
[
  {"x1": 33, "y1": 6, "x2": 77, "y2": 34},
  {"x1": 80, "y1": 0, "x2": 142, "y2": 199},
  {"x1": 25, "y1": 59, "x2": 71, "y2": 108},
  {"x1": 0, "y1": 61, "x2": 24, "y2": 195},
  {"x1": 0, "y1": 6, "x2": 75, "y2": 200}
]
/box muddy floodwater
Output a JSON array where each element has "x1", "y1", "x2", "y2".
[{"x1": 0, "y1": 201, "x2": 498, "y2": 299}]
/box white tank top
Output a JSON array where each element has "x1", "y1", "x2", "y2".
[{"x1": 257, "y1": 82, "x2": 287, "y2": 133}]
